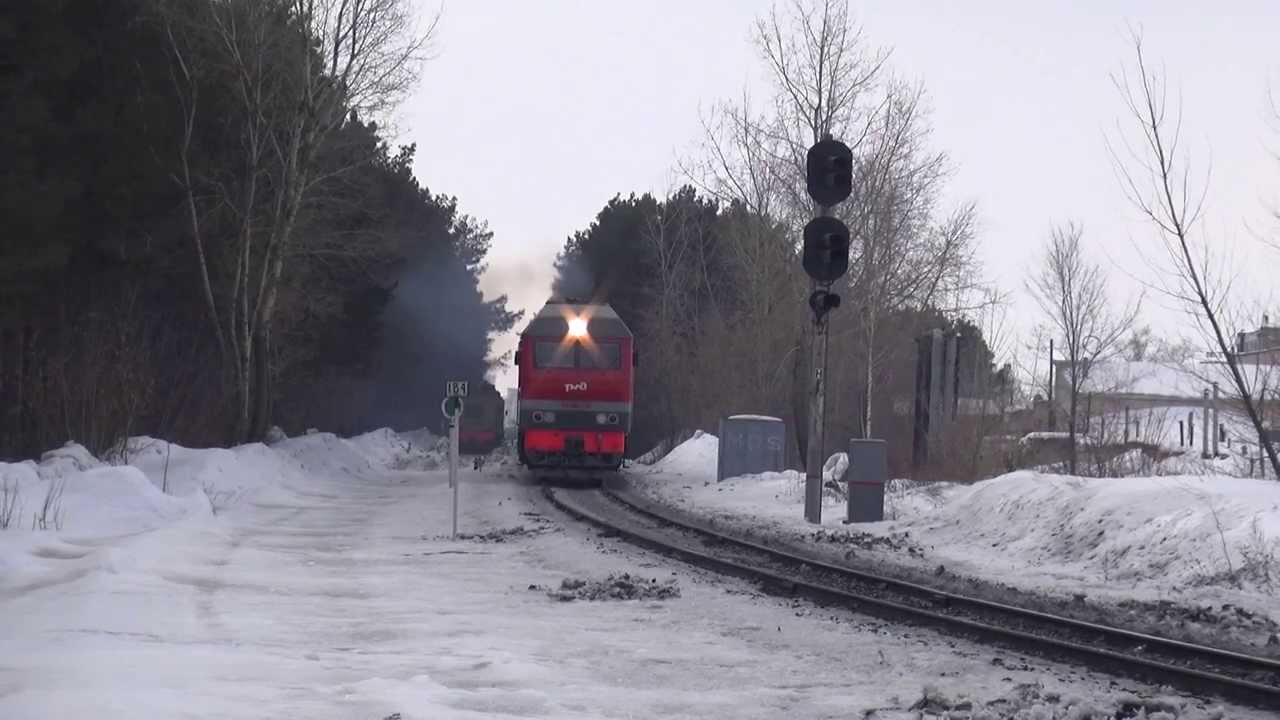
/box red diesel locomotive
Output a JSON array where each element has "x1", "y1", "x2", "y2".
[{"x1": 515, "y1": 299, "x2": 634, "y2": 471}]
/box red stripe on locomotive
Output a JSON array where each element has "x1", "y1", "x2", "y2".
[{"x1": 522, "y1": 430, "x2": 626, "y2": 455}]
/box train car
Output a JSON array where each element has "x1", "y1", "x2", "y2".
[
  {"x1": 515, "y1": 299, "x2": 634, "y2": 471},
  {"x1": 458, "y1": 381, "x2": 505, "y2": 455}
]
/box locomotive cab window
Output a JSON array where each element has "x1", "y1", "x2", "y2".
[
  {"x1": 534, "y1": 341, "x2": 575, "y2": 368},
  {"x1": 578, "y1": 342, "x2": 621, "y2": 369},
  {"x1": 532, "y1": 340, "x2": 622, "y2": 369}
]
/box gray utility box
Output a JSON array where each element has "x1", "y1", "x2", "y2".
[
  {"x1": 845, "y1": 439, "x2": 887, "y2": 523},
  {"x1": 717, "y1": 415, "x2": 786, "y2": 481}
]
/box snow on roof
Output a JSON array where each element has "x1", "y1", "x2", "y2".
[
  {"x1": 1020, "y1": 431, "x2": 1071, "y2": 443},
  {"x1": 1076, "y1": 360, "x2": 1205, "y2": 398}
]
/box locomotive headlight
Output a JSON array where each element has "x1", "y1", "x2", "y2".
[
  {"x1": 595, "y1": 413, "x2": 609, "y2": 425},
  {"x1": 542, "y1": 411, "x2": 556, "y2": 423},
  {"x1": 568, "y1": 316, "x2": 588, "y2": 338}
]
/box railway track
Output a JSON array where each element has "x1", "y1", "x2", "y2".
[{"x1": 544, "y1": 483, "x2": 1280, "y2": 711}]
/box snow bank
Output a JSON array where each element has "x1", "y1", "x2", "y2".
[
  {"x1": 648, "y1": 431, "x2": 719, "y2": 478},
  {"x1": 0, "y1": 444, "x2": 212, "y2": 592},
  {"x1": 127, "y1": 437, "x2": 299, "y2": 502},
  {"x1": 0, "y1": 426, "x2": 442, "y2": 622},
  {"x1": 38, "y1": 442, "x2": 104, "y2": 478},
  {"x1": 399, "y1": 427, "x2": 441, "y2": 451},
  {"x1": 3, "y1": 428, "x2": 427, "y2": 550},
  {"x1": 2, "y1": 444, "x2": 210, "y2": 537},
  {"x1": 896, "y1": 472, "x2": 1280, "y2": 593},
  {"x1": 628, "y1": 433, "x2": 1280, "y2": 620},
  {"x1": 59, "y1": 466, "x2": 210, "y2": 536}
]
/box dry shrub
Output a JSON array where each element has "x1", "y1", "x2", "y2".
[{"x1": 0, "y1": 478, "x2": 20, "y2": 530}]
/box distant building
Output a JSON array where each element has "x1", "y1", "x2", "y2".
[
  {"x1": 1049, "y1": 339, "x2": 1280, "y2": 448},
  {"x1": 1053, "y1": 359, "x2": 1204, "y2": 413},
  {"x1": 1236, "y1": 316, "x2": 1280, "y2": 365}
]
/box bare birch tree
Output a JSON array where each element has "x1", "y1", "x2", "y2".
[
  {"x1": 1028, "y1": 222, "x2": 1140, "y2": 474},
  {"x1": 163, "y1": 0, "x2": 435, "y2": 440},
  {"x1": 638, "y1": 192, "x2": 705, "y2": 444},
  {"x1": 682, "y1": 0, "x2": 982, "y2": 460},
  {"x1": 1109, "y1": 31, "x2": 1280, "y2": 478}
]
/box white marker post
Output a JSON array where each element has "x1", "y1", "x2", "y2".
[{"x1": 442, "y1": 381, "x2": 468, "y2": 539}]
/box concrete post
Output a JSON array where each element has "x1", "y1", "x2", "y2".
[
  {"x1": 928, "y1": 329, "x2": 944, "y2": 448},
  {"x1": 911, "y1": 335, "x2": 930, "y2": 468},
  {"x1": 943, "y1": 332, "x2": 958, "y2": 421},
  {"x1": 1124, "y1": 406, "x2": 1131, "y2": 443}
]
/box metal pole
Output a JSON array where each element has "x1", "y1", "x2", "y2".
[
  {"x1": 928, "y1": 329, "x2": 944, "y2": 449},
  {"x1": 804, "y1": 282, "x2": 830, "y2": 524},
  {"x1": 450, "y1": 415, "x2": 460, "y2": 539},
  {"x1": 863, "y1": 311, "x2": 874, "y2": 439},
  {"x1": 945, "y1": 332, "x2": 959, "y2": 420}
]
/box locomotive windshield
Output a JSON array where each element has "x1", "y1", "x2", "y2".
[
  {"x1": 534, "y1": 341, "x2": 576, "y2": 368},
  {"x1": 579, "y1": 342, "x2": 621, "y2": 369},
  {"x1": 533, "y1": 340, "x2": 621, "y2": 369}
]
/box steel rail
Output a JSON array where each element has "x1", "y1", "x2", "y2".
[{"x1": 544, "y1": 484, "x2": 1280, "y2": 711}]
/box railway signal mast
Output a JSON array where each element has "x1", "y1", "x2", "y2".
[
  {"x1": 443, "y1": 380, "x2": 468, "y2": 538},
  {"x1": 802, "y1": 136, "x2": 853, "y2": 524}
]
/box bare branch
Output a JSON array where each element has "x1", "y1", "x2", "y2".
[{"x1": 1108, "y1": 29, "x2": 1280, "y2": 477}]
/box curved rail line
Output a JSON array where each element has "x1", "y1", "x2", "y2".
[{"x1": 544, "y1": 483, "x2": 1280, "y2": 711}]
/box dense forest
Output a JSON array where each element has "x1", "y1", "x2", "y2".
[{"x1": 0, "y1": 0, "x2": 517, "y2": 459}]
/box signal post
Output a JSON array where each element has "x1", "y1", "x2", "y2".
[
  {"x1": 443, "y1": 380, "x2": 468, "y2": 538},
  {"x1": 802, "y1": 136, "x2": 853, "y2": 524}
]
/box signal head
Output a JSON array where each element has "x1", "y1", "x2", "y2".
[
  {"x1": 802, "y1": 216, "x2": 851, "y2": 283},
  {"x1": 806, "y1": 138, "x2": 854, "y2": 207}
]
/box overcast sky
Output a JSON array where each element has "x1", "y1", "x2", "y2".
[{"x1": 401, "y1": 1, "x2": 1279, "y2": 392}]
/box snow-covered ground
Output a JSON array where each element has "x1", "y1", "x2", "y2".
[
  {"x1": 0, "y1": 430, "x2": 1262, "y2": 718},
  {"x1": 629, "y1": 433, "x2": 1280, "y2": 643}
]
